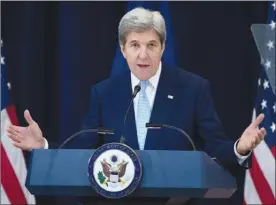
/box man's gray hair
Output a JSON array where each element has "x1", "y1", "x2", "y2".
[{"x1": 118, "y1": 7, "x2": 166, "y2": 46}]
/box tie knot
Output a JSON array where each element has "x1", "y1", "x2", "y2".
[{"x1": 140, "y1": 80, "x2": 149, "y2": 92}]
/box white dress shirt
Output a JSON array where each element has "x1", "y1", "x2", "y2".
[{"x1": 44, "y1": 62, "x2": 250, "y2": 165}]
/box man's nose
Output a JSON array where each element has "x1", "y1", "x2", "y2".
[{"x1": 138, "y1": 47, "x2": 148, "y2": 60}]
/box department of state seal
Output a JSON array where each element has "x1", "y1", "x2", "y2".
[{"x1": 88, "y1": 143, "x2": 142, "y2": 199}]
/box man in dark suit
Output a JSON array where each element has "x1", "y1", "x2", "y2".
[{"x1": 7, "y1": 7, "x2": 266, "y2": 205}]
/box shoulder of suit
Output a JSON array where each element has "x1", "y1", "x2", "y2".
[
  {"x1": 91, "y1": 70, "x2": 130, "y2": 91},
  {"x1": 166, "y1": 66, "x2": 208, "y2": 85}
]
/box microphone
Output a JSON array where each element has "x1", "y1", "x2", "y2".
[
  {"x1": 145, "y1": 123, "x2": 197, "y2": 151},
  {"x1": 132, "y1": 85, "x2": 141, "y2": 98},
  {"x1": 58, "y1": 128, "x2": 114, "y2": 149},
  {"x1": 146, "y1": 123, "x2": 228, "y2": 170},
  {"x1": 120, "y1": 85, "x2": 141, "y2": 144}
]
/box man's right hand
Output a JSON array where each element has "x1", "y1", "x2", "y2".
[{"x1": 7, "y1": 109, "x2": 45, "y2": 151}]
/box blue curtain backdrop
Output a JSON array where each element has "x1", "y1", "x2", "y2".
[{"x1": 2, "y1": 1, "x2": 268, "y2": 205}]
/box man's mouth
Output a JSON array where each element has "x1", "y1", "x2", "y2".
[{"x1": 137, "y1": 64, "x2": 150, "y2": 69}]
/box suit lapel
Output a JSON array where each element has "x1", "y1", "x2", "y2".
[{"x1": 144, "y1": 67, "x2": 178, "y2": 150}]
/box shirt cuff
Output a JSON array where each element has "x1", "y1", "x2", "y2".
[
  {"x1": 44, "y1": 138, "x2": 49, "y2": 149},
  {"x1": 234, "y1": 139, "x2": 251, "y2": 165}
]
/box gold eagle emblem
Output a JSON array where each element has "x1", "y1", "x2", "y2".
[{"x1": 100, "y1": 159, "x2": 128, "y2": 183}]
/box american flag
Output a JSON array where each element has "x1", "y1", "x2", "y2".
[
  {"x1": 244, "y1": 2, "x2": 276, "y2": 205},
  {"x1": 1, "y1": 40, "x2": 36, "y2": 204}
]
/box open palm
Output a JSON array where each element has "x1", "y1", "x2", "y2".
[{"x1": 7, "y1": 110, "x2": 44, "y2": 151}]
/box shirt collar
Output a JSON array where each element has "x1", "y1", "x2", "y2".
[{"x1": 131, "y1": 62, "x2": 162, "y2": 91}]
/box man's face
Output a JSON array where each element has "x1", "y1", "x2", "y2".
[{"x1": 120, "y1": 29, "x2": 165, "y2": 80}]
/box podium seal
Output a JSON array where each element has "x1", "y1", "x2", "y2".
[{"x1": 88, "y1": 143, "x2": 142, "y2": 199}]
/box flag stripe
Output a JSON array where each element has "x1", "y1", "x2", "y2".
[
  {"x1": 249, "y1": 152, "x2": 275, "y2": 204},
  {"x1": 0, "y1": 182, "x2": 11, "y2": 204},
  {"x1": 244, "y1": 171, "x2": 262, "y2": 204},
  {"x1": 271, "y1": 145, "x2": 276, "y2": 157},
  {"x1": 1, "y1": 144, "x2": 28, "y2": 204},
  {"x1": 6, "y1": 104, "x2": 19, "y2": 125},
  {"x1": 253, "y1": 140, "x2": 275, "y2": 197},
  {"x1": 1, "y1": 108, "x2": 36, "y2": 204}
]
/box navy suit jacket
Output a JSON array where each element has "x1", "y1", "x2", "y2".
[{"x1": 65, "y1": 65, "x2": 240, "y2": 165}]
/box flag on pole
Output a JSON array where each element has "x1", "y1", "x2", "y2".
[
  {"x1": 1, "y1": 40, "x2": 36, "y2": 204},
  {"x1": 243, "y1": 2, "x2": 276, "y2": 205}
]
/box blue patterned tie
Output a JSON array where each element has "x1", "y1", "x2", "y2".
[{"x1": 136, "y1": 80, "x2": 151, "y2": 150}]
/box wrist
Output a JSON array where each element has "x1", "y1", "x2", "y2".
[
  {"x1": 237, "y1": 149, "x2": 250, "y2": 156},
  {"x1": 38, "y1": 136, "x2": 45, "y2": 149},
  {"x1": 236, "y1": 140, "x2": 250, "y2": 156}
]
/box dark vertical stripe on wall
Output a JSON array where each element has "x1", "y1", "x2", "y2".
[
  {"x1": 159, "y1": 2, "x2": 177, "y2": 67},
  {"x1": 59, "y1": 2, "x2": 72, "y2": 142}
]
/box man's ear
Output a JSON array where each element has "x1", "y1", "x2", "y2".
[
  {"x1": 120, "y1": 44, "x2": 126, "y2": 58},
  {"x1": 161, "y1": 43, "x2": 165, "y2": 55}
]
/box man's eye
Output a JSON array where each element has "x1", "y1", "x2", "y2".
[
  {"x1": 148, "y1": 43, "x2": 156, "y2": 48},
  {"x1": 132, "y1": 43, "x2": 139, "y2": 48}
]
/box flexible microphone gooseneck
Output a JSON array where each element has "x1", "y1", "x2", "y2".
[
  {"x1": 120, "y1": 85, "x2": 141, "y2": 144},
  {"x1": 58, "y1": 128, "x2": 114, "y2": 149},
  {"x1": 145, "y1": 123, "x2": 196, "y2": 151}
]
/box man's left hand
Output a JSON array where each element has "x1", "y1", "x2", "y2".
[{"x1": 237, "y1": 113, "x2": 267, "y2": 155}]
